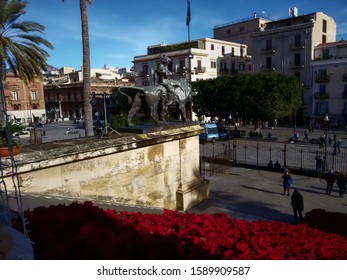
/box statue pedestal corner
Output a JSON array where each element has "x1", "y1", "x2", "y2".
[{"x1": 176, "y1": 178, "x2": 210, "y2": 211}]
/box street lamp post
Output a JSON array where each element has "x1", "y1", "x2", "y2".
[{"x1": 323, "y1": 114, "x2": 329, "y2": 171}]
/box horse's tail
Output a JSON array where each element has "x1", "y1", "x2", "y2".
[{"x1": 118, "y1": 87, "x2": 145, "y2": 104}]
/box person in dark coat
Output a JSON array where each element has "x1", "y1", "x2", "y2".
[
  {"x1": 325, "y1": 169, "x2": 336, "y2": 195},
  {"x1": 281, "y1": 170, "x2": 292, "y2": 196},
  {"x1": 291, "y1": 189, "x2": 304, "y2": 224},
  {"x1": 337, "y1": 172, "x2": 347, "y2": 198}
]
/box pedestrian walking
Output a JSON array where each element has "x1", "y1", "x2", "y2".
[
  {"x1": 333, "y1": 141, "x2": 337, "y2": 155},
  {"x1": 315, "y1": 155, "x2": 324, "y2": 172},
  {"x1": 291, "y1": 189, "x2": 304, "y2": 224},
  {"x1": 325, "y1": 169, "x2": 336, "y2": 195},
  {"x1": 303, "y1": 130, "x2": 309, "y2": 141},
  {"x1": 282, "y1": 170, "x2": 292, "y2": 196},
  {"x1": 337, "y1": 172, "x2": 347, "y2": 198},
  {"x1": 337, "y1": 139, "x2": 341, "y2": 153}
]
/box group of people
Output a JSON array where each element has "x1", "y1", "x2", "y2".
[
  {"x1": 281, "y1": 167, "x2": 346, "y2": 225},
  {"x1": 325, "y1": 169, "x2": 347, "y2": 197}
]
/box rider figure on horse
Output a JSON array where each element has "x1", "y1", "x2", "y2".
[{"x1": 154, "y1": 54, "x2": 180, "y2": 106}]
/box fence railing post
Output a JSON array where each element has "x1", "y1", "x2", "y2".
[{"x1": 283, "y1": 144, "x2": 287, "y2": 168}]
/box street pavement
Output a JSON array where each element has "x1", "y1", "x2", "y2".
[{"x1": 7, "y1": 121, "x2": 347, "y2": 224}]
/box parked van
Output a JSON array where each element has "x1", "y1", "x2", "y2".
[{"x1": 199, "y1": 123, "x2": 229, "y2": 143}]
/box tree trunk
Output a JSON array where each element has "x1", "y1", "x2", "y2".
[
  {"x1": 80, "y1": 0, "x2": 93, "y2": 136},
  {"x1": 0, "y1": 56, "x2": 7, "y2": 126}
]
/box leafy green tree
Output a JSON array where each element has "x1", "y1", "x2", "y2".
[
  {"x1": 192, "y1": 73, "x2": 302, "y2": 125},
  {"x1": 0, "y1": 0, "x2": 54, "y2": 124}
]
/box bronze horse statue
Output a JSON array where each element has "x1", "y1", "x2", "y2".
[{"x1": 118, "y1": 77, "x2": 193, "y2": 126}]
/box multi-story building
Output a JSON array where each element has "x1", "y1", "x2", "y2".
[
  {"x1": 213, "y1": 13, "x2": 272, "y2": 55},
  {"x1": 312, "y1": 40, "x2": 347, "y2": 127},
  {"x1": 133, "y1": 38, "x2": 251, "y2": 86},
  {"x1": 44, "y1": 67, "x2": 134, "y2": 120},
  {"x1": 4, "y1": 73, "x2": 45, "y2": 124},
  {"x1": 214, "y1": 9, "x2": 337, "y2": 121}
]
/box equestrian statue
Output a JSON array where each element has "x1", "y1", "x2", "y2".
[{"x1": 118, "y1": 54, "x2": 194, "y2": 126}]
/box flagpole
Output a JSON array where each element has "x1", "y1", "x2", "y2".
[
  {"x1": 186, "y1": 0, "x2": 192, "y2": 120},
  {"x1": 187, "y1": 0, "x2": 191, "y2": 85}
]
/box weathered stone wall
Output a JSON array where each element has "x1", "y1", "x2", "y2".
[{"x1": 7, "y1": 124, "x2": 209, "y2": 210}]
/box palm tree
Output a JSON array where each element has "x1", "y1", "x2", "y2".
[
  {"x1": 0, "y1": 0, "x2": 54, "y2": 125},
  {"x1": 63, "y1": 0, "x2": 94, "y2": 136}
]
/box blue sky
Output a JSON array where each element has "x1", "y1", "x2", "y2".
[{"x1": 22, "y1": 0, "x2": 347, "y2": 70}]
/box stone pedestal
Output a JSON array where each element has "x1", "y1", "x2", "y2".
[{"x1": 8, "y1": 123, "x2": 209, "y2": 210}]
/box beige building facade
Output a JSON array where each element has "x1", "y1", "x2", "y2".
[
  {"x1": 214, "y1": 11, "x2": 337, "y2": 121},
  {"x1": 133, "y1": 38, "x2": 252, "y2": 86},
  {"x1": 312, "y1": 40, "x2": 347, "y2": 127}
]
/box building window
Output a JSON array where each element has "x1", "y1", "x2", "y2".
[
  {"x1": 231, "y1": 47, "x2": 235, "y2": 57},
  {"x1": 30, "y1": 90, "x2": 37, "y2": 101},
  {"x1": 319, "y1": 85, "x2": 326, "y2": 94},
  {"x1": 220, "y1": 61, "x2": 227, "y2": 72},
  {"x1": 239, "y1": 26, "x2": 245, "y2": 32},
  {"x1": 141, "y1": 64, "x2": 149, "y2": 77},
  {"x1": 221, "y1": 46, "x2": 225, "y2": 56},
  {"x1": 294, "y1": 53, "x2": 301, "y2": 66},
  {"x1": 13, "y1": 104, "x2": 20, "y2": 110},
  {"x1": 266, "y1": 57, "x2": 272, "y2": 69},
  {"x1": 210, "y1": 59, "x2": 216, "y2": 69},
  {"x1": 11, "y1": 90, "x2": 18, "y2": 101},
  {"x1": 226, "y1": 30, "x2": 231, "y2": 35},
  {"x1": 294, "y1": 34, "x2": 301, "y2": 47},
  {"x1": 248, "y1": 64, "x2": 252, "y2": 72},
  {"x1": 318, "y1": 68, "x2": 328, "y2": 78},
  {"x1": 197, "y1": 60, "x2": 202, "y2": 69},
  {"x1": 316, "y1": 102, "x2": 328, "y2": 114},
  {"x1": 211, "y1": 44, "x2": 214, "y2": 50},
  {"x1": 239, "y1": 63, "x2": 245, "y2": 71},
  {"x1": 322, "y1": 34, "x2": 326, "y2": 44},
  {"x1": 323, "y1": 19, "x2": 327, "y2": 33},
  {"x1": 240, "y1": 47, "x2": 244, "y2": 58},
  {"x1": 231, "y1": 62, "x2": 235, "y2": 72},
  {"x1": 322, "y1": 48, "x2": 329, "y2": 60},
  {"x1": 266, "y1": 39, "x2": 272, "y2": 51}
]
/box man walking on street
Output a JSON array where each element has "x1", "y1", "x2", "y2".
[
  {"x1": 325, "y1": 169, "x2": 336, "y2": 195},
  {"x1": 291, "y1": 189, "x2": 304, "y2": 224}
]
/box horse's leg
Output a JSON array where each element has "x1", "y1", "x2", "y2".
[
  {"x1": 179, "y1": 103, "x2": 187, "y2": 122},
  {"x1": 127, "y1": 93, "x2": 142, "y2": 126},
  {"x1": 149, "y1": 103, "x2": 161, "y2": 124}
]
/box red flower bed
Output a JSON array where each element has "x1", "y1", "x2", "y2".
[{"x1": 14, "y1": 202, "x2": 347, "y2": 259}]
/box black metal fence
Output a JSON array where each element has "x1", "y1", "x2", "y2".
[{"x1": 200, "y1": 139, "x2": 347, "y2": 176}]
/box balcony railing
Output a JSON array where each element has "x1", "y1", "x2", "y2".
[
  {"x1": 290, "y1": 43, "x2": 305, "y2": 50},
  {"x1": 290, "y1": 63, "x2": 305, "y2": 69},
  {"x1": 140, "y1": 71, "x2": 149, "y2": 77},
  {"x1": 315, "y1": 75, "x2": 331, "y2": 83},
  {"x1": 314, "y1": 92, "x2": 329, "y2": 99},
  {"x1": 262, "y1": 65, "x2": 275, "y2": 72},
  {"x1": 194, "y1": 67, "x2": 206, "y2": 74},
  {"x1": 262, "y1": 48, "x2": 275, "y2": 54}
]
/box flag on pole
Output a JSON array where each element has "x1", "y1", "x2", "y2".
[{"x1": 186, "y1": 0, "x2": 191, "y2": 26}]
